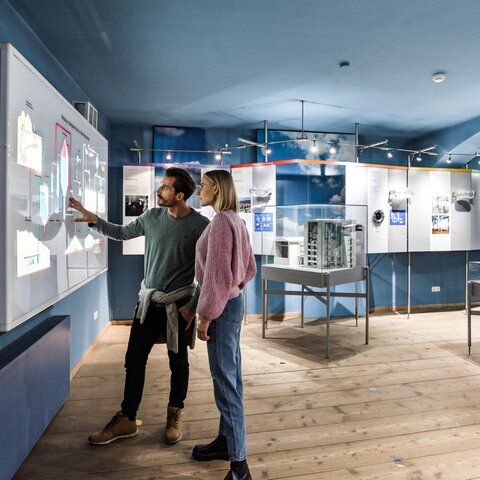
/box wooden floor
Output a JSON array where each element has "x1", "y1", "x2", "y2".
[{"x1": 12, "y1": 308, "x2": 480, "y2": 480}]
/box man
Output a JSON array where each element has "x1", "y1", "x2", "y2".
[{"x1": 69, "y1": 167, "x2": 209, "y2": 445}]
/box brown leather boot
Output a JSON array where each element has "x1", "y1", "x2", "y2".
[
  {"x1": 164, "y1": 406, "x2": 183, "y2": 444},
  {"x1": 88, "y1": 411, "x2": 138, "y2": 445}
]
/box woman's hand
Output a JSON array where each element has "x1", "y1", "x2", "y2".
[
  {"x1": 197, "y1": 320, "x2": 210, "y2": 342},
  {"x1": 68, "y1": 197, "x2": 98, "y2": 224}
]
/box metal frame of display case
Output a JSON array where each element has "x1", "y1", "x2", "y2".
[
  {"x1": 261, "y1": 264, "x2": 369, "y2": 358},
  {"x1": 466, "y1": 261, "x2": 480, "y2": 354},
  {"x1": 467, "y1": 279, "x2": 480, "y2": 355}
]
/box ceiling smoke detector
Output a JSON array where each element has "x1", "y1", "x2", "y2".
[{"x1": 432, "y1": 72, "x2": 446, "y2": 83}]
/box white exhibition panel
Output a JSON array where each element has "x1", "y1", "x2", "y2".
[
  {"x1": 0, "y1": 43, "x2": 108, "y2": 331},
  {"x1": 122, "y1": 165, "x2": 154, "y2": 255},
  {"x1": 232, "y1": 164, "x2": 253, "y2": 242},
  {"x1": 409, "y1": 168, "x2": 473, "y2": 252},
  {"x1": 408, "y1": 169, "x2": 430, "y2": 252},
  {"x1": 387, "y1": 168, "x2": 408, "y2": 253},
  {"x1": 346, "y1": 164, "x2": 407, "y2": 254},
  {"x1": 232, "y1": 163, "x2": 277, "y2": 255},
  {"x1": 251, "y1": 164, "x2": 277, "y2": 255},
  {"x1": 345, "y1": 163, "x2": 367, "y2": 205},
  {"x1": 450, "y1": 170, "x2": 473, "y2": 251},
  {"x1": 429, "y1": 170, "x2": 451, "y2": 252},
  {"x1": 367, "y1": 167, "x2": 390, "y2": 253},
  {"x1": 471, "y1": 172, "x2": 480, "y2": 250}
]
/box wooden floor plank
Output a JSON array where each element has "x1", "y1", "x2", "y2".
[{"x1": 12, "y1": 309, "x2": 480, "y2": 480}]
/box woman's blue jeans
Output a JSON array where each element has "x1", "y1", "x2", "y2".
[{"x1": 206, "y1": 294, "x2": 246, "y2": 461}]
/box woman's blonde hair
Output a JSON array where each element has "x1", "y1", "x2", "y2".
[{"x1": 203, "y1": 170, "x2": 239, "y2": 213}]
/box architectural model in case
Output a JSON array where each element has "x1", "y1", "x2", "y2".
[
  {"x1": 304, "y1": 219, "x2": 364, "y2": 269},
  {"x1": 274, "y1": 237, "x2": 304, "y2": 266}
]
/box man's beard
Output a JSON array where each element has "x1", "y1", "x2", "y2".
[{"x1": 157, "y1": 197, "x2": 177, "y2": 208}]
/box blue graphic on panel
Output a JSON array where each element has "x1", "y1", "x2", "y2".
[
  {"x1": 254, "y1": 212, "x2": 273, "y2": 232},
  {"x1": 390, "y1": 209, "x2": 406, "y2": 225}
]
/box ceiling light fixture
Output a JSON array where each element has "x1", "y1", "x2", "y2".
[
  {"x1": 418, "y1": 145, "x2": 437, "y2": 156},
  {"x1": 387, "y1": 150, "x2": 393, "y2": 159},
  {"x1": 238, "y1": 137, "x2": 262, "y2": 147},
  {"x1": 447, "y1": 154, "x2": 452, "y2": 164},
  {"x1": 297, "y1": 100, "x2": 309, "y2": 141},
  {"x1": 310, "y1": 140, "x2": 318, "y2": 153},
  {"x1": 166, "y1": 152, "x2": 172, "y2": 160},
  {"x1": 432, "y1": 72, "x2": 446, "y2": 83},
  {"x1": 415, "y1": 154, "x2": 422, "y2": 162}
]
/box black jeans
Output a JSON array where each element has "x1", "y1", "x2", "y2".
[{"x1": 121, "y1": 298, "x2": 191, "y2": 420}]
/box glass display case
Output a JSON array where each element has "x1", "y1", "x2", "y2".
[
  {"x1": 468, "y1": 261, "x2": 480, "y2": 283},
  {"x1": 254, "y1": 204, "x2": 369, "y2": 358},
  {"x1": 253, "y1": 204, "x2": 368, "y2": 271}
]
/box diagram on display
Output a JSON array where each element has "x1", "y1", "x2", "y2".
[
  {"x1": 15, "y1": 112, "x2": 107, "y2": 279},
  {"x1": 17, "y1": 110, "x2": 43, "y2": 171},
  {"x1": 431, "y1": 195, "x2": 450, "y2": 234}
]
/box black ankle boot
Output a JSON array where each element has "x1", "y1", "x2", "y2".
[
  {"x1": 192, "y1": 434, "x2": 229, "y2": 461},
  {"x1": 224, "y1": 460, "x2": 252, "y2": 480}
]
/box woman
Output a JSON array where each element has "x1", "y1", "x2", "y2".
[{"x1": 193, "y1": 170, "x2": 256, "y2": 480}]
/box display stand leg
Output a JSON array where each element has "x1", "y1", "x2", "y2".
[
  {"x1": 325, "y1": 275, "x2": 331, "y2": 359},
  {"x1": 365, "y1": 267, "x2": 370, "y2": 345},
  {"x1": 262, "y1": 278, "x2": 267, "y2": 338},
  {"x1": 468, "y1": 281, "x2": 472, "y2": 355},
  {"x1": 301, "y1": 285, "x2": 305, "y2": 328},
  {"x1": 407, "y1": 252, "x2": 411, "y2": 319},
  {"x1": 355, "y1": 282, "x2": 359, "y2": 327}
]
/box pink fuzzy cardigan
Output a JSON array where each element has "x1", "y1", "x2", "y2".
[{"x1": 195, "y1": 210, "x2": 256, "y2": 323}]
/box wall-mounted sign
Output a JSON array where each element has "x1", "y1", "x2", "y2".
[
  {"x1": 390, "y1": 209, "x2": 406, "y2": 226},
  {"x1": 254, "y1": 212, "x2": 273, "y2": 232}
]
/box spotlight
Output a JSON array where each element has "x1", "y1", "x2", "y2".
[
  {"x1": 215, "y1": 153, "x2": 222, "y2": 161},
  {"x1": 166, "y1": 152, "x2": 172, "y2": 160},
  {"x1": 329, "y1": 144, "x2": 337, "y2": 154},
  {"x1": 415, "y1": 154, "x2": 422, "y2": 162},
  {"x1": 446, "y1": 154, "x2": 452, "y2": 164},
  {"x1": 387, "y1": 150, "x2": 393, "y2": 159},
  {"x1": 310, "y1": 141, "x2": 318, "y2": 153},
  {"x1": 260, "y1": 147, "x2": 271, "y2": 156}
]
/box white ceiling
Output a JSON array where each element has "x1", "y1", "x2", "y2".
[{"x1": 8, "y1": 0, "x2": 480, "y2": 139}]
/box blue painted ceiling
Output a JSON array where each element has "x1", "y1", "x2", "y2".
[{"x1": 6, "y1": 0, "x2": 480, "y2": 141}]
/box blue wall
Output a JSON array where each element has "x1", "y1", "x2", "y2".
[{"x1": 0, "y1": 0, "x2": 110, "y2": 371}]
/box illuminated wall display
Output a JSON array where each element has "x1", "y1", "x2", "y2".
[{"x1": 0, "y1": 43, "x2": 108, "y2": 331}]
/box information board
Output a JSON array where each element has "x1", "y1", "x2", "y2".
[{"x1": 0, "y1": 43, "x2": 108, "y2": 331}]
